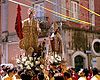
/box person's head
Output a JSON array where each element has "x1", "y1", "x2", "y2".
[
  {"x1": 92, "y1": 68, "x2": 99, "y2": 76},
  {"x1": 20, "y1": 72, "x2": 26, "y2": 80},
  {"x1": 83, "y1": 68, "x2": 89, "y2": 77},
  {"x1": 49, "y1": 71, "x2": 54, "y2": 78},
  {"x1": 1, "y1": 65, "x2": 6, "y2": 69},
  {"x1": 17, "y1": 69, "x2": 23, "y2": 76},
  {"x1": 64, "y1": 72, "x2": 71, "y2": 79},
  {"x1": 7, "y1": 69, "x2": 14, "y2": 77},
  {"x1": 13, "y1": 68, "x2": 17, "y2": 75},
  {"x1": 28, "y1": 8, "x2": 35, "y2": 19},
  {"x1": 33, "y1": 75, "x2": 38, "y2": 80},
  {"x1": 2, "y1": 65, "x2": 6, "y2": 71},
  {"x1": 37, "y1": 72, "x2": 44, "y2": 80},
  {"x1": 54, "y1": 76, "x2": 64, "y2": 80}
]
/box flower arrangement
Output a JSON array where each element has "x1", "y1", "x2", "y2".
[
  {"x1": 16, "y1": 52, "x2": 62, "y2": 70},
  {"x1": 16, "y1": 56, "x2": 34, "y2": 69},
  {"x1": 47, "y1": 53, "x2": 62, "y2": 66},
  {"x1": 16, "y1": 53, "x2": 45, "y2": 70}
]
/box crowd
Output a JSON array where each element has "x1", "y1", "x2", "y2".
[{"x1": 0, "y1": 64, "x2": 100, "y2": 80}]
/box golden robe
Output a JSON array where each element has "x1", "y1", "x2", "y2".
[
  {"x1": 50, "y1": 22, "x2": 62, "y2": 54},
  {"x1": 51, "y1": 32, "x2": 62, "y2": 54},
  {"x1": 19, "y1": 19, "x2": 40, "y2": 54}
]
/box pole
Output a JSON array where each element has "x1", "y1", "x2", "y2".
[
  {"x1": 86, "y1": 50, "x2": 91, "y2": 68},
  {"x1": 87, "y1": 53, "x2": 90, "y2": 68}
]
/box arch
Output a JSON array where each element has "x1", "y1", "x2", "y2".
[{"x1": 72, "y1": 51, "x2": 88, "y2": 68}]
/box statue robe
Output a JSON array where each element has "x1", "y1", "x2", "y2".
[
  {"x1": 19, "y1": 19, "x2": 40, "y2": 54},
  {"x1": 51, "y1": 32, "x2": 62, "y2": 54}
]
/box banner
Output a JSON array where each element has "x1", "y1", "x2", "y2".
[{"x1": 15, "y1": 4, "x2": 23, "y2": 39}]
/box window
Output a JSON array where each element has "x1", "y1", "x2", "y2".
[{"x1": 70, "y1": 1, "x2": 79, "y2": 19}]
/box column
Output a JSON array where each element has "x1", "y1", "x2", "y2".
[
  {"x1": 1, "y1": 0, "x2": 8, "y2": 64},
  {"x1": 60, "y1": 22, "x2": 67, "y2": 60},
  {"x1": 1, "y1": 43, "x2": 8, "y2": 64},
  {"x1": 89, "y1": 0, "x2": 95, "y2": 26}
]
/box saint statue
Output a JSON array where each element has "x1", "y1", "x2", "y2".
[
  {"x1": 50, "y1": 22, "x2": 63, "y2": 55},
  {"x1": 19, "y1": 8, "x2": 41, "y2": 55}
]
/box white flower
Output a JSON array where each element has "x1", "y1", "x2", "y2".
[
  {"x1": 22, "y1": 57, "x2": 27, "y2": 62},
  {"x1": 51, "y1": 33, "x2": 54, "y2": 38},
  {"x1": 55, "y1": 54, "x2": 58, "y2": 58},
  {"x1": 51, "y1": 56, "x2": 55, "y2": 61},
  {"x1": 29, "y1": 57, "x2": 33, "y2": 61},
  {"x1": 48, "y1": 55, "x2": 54, "y2": 63},
  {"x1": 54, "y1": 60, "x2": 58, "y2": 63},
  {"x1": 18, "y1": 64, "x2": 23, "y2": 69},
  {"x1": 16, "y1": 59, "x2": 21, "y2": 63},
  {"x1": 55, "y1": 54, "x2": 61, "y2": 61},
  {"x1": 35, "y1": 68, "x2": 39, "y2": 71},
  {"x1": 40, "y1": 64, "x2": 44, "y2": 69},
  {"x1": 35, "y1": 61, "x2": 40, "y2": 65},
  {"x1": 56, "y1": 56, "x2": 61, "y2": 61},
  {"x1": 30, "y1": 62, "x2": 34, "y2": 67},
  {"x1": 26, "y1": 65, "x2": 31, "y2": 69},
  {"x1": 37, "y1": 57, "x2": 40, "y2": 60},
  {"x1": 49, "y1": 59, "x2": 53, "y2": 63},
  {"x1": 25, "y1": 61, "x2": 30, "y2": 66},
  {"x1": 34, "y1": 57, "x2": 36, "y2": 60}
]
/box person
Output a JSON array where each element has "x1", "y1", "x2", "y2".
[
  {"x1": 91, "y1": 68, "x2": 100, "y2": 80},
  {"x1": 32, "y1": 75, "x2": 38, "y2": 80},
  {"x1": 70, "y1": 68, "x2": 78, "y2": 80},
  {"x1": 54, "y1": 76, "x2": 64, "y2": 80},
  {"x1": 87, "y1": 67, "x2": 92, "y2": 80},
  {"x1": 2, "y1": 69, "x2": 14, "y2": 80},
  {"x1": 19, "y1": 8, "x2": 41, "y2": 55},
  {"x1": 37, "y1": 72, "x2": 45, "y2": 80},
  {"x1": 78, "y1": 69, "x2": 87, "y2": 80},
  {"x1": 64, "y1": 72, "x2": 72, "y2": 80},
  {"x1": 49, "y1": 71, "x2": 54, "y2": 80},
  {"x1": 13, "y1": 69, "x2": 22, "y2": 80},
  {"x1": 1, "y1": 65, "x2": 7, "y2": 77}
]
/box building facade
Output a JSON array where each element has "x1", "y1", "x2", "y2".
[
  {"x1": 0, "y1": 0, "x2": 32, "y2": 64},
  {"x1": 0, "y1": 0, "x2": 100, "y2": 69},
  {"x1": 61, "y1": 24, "x2": 100, "y2": 68},
  {"x1": 94, "y1": 0, "x2": 100, "y2": 27}
]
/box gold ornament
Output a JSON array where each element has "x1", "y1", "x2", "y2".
[
  {"x1": 26, "y1": 47, "x2": 34, "y2": 55},
  {"x1": 19, "y1": 19, "x2": 40, "y2": 53}
]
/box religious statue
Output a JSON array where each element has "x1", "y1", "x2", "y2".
[
  {"x1": 50, "y1": 22, "x2": 63, "y2": 55},
  {"x1": 19, "y1": 8, "x2": 41, "y2": 55}
]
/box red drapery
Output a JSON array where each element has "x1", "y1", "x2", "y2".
[{"x1": 15, "y1": 4, "x2": 23, "y2": 39}]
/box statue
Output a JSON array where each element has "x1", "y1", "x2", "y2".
[
  {"x1": 50, "y1": 22, "x2": 63, "y2": 56},
  {"x1": 19, "y1": 8, "x2": 41, "y2": 55}
]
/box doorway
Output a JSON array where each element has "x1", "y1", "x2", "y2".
[
  {"x1": 74, "y1": 55, "x2": 85, "y2": 72},
  {"x1": 72, "y1": 51, "x2": 88, "y2": 69}
]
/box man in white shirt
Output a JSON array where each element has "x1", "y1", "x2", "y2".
[{"x1": 91, "y1": 68, "x2": 100, "y2": 80}]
